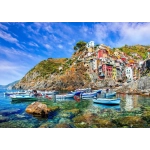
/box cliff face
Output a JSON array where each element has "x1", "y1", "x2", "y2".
[{"x1": 14, "y1": 52, "x2": 91, "y2": 91}]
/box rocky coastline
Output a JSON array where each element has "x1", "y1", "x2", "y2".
[{"x1": 114, "y1": 76, "x2": 150, "y2": 96}]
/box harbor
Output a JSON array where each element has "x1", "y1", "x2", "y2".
[{"x1": 1, "y1": 88, "x2": 150, "y2": 128}]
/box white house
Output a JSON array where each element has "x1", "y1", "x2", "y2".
[
  {"x1": 86, "y1": 41, "x2": 94, "y2": 48},
  {"x1": 92, "y1": 59, "x2": 98, "y2": 71},
  {"x1": 125, "y1": 67, "x2": 133, "y2": 81}
]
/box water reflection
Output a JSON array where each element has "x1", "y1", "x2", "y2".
[
  {"x1": 93, "y1": 103, "x2": 121, "y2": 111},
  {"x1": 118, "y1": 94, "x2": 140, "y2": 111}
]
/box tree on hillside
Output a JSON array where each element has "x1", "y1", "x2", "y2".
[{"x1": 74, "y1": 41, "x2": 87, "y2": 51}]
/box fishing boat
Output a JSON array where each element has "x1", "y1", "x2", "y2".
[
  {"x1": 93, "y1": 97, "x2": 121, "y2": 105},
  {"x1": 10, "y1": 94, "x2": 38, "y2": 101},
  {"x1": 4, "y1": 91, "x2": 28, "y2": 96},
  {"x1": 45, "y1": 91, "x2": 82, "y2": 100},
  {"x1": 106, "y1": 92, "x2": 116, "y2": 97},
  {"x1": 81, "y1": 89, "x2": 102, "y2": 99}
]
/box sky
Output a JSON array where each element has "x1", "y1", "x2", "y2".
[{"x1": 1, "y1": 22, "x2": 150, "y2": 85}]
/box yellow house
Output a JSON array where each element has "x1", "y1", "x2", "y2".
[
  {"x1": 112, "y1": 67, "x2": 117, "y2": 80},
  {"x1": 88, "y1": 47, "x2": 94, "y2": 53}
]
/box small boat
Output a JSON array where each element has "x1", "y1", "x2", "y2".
[
  {"x1": 10, "y1": 94, "x2": 38, "y2": 101},
  {"x1": 81, "y1": 89, "x2": 102, "y2": 99},
  {"x1": 106, "y1": 92, "x2": 116, "y2": 97},
  {"x1": 93, "y1": 97, "x2": 121, "y2": 105},
  {"x1": 4, "y1": 91, "x2": 28, "y2": 96}
]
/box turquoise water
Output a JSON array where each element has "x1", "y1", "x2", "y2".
[{"x1": 0, "y1": 89, "x2": 150, "y2": 128}]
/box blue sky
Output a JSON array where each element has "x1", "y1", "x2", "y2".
[{"x1": 1, "y1": 22, "x2": 150, "y2": 85}]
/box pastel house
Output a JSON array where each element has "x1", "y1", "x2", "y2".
[{"x1": 125, "y1": 67, "x2": 133, "y2": 81}]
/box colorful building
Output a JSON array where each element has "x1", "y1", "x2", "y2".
[
  {"x1": 125, "y1": 67, "x2": 133, "y2": 81},
  {"x1": 97, "y1": 47, "x2": 109, "y2": 59},
  {"x1": 112, "y1": 67, "x2": 117, "y2": 80}
]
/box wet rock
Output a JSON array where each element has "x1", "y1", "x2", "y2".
[
  {"x1": 74, "y1": 122, "x2": 90, "y2": 128},
  {"x1": 48, "y1": 106, "x2": 60, "y2": 112},
  {"x1": 73, "y1": 112, "x2": 98, "y2": 126},
  {"x1": 54, "y1": 123, "x2": 73, "y2": 128},
  {"x1": 58, "y1": 109, "x2": 80, "y2": 119},
  {"x1": 26, "y1": 102, "x2": 50, "y2": 117},
  {"x1": 142, "y1": 111, "x2": 150, "y2": 123},
  {"x1": 0, "y1": 120, "x2": 35, "y2": 128},
  {"x1": 39, "y1": 121, "x2": 55, "y2": 128},
  {"x1": 141, "y1": 93, "x2": 150, "y2": 96},
  {"x1": 112, "y1": 116, "x2": 147, "y2": 128},
  {"x1": 59, "y1": 118, "x2": 71, "y2": 124},
  {"x1": 0, "y1": 115, "x2": 9, "y2": 123},
  {"x1": 93, "y1": 119, "x2": 116, "y2": 128}
]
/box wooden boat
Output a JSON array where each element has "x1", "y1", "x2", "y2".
[
  {"x1": 93, "y1": 97, "x2": 121, "y2": 105},
  {"x1": 10, "y1": 94, "x2": 38, "y2": 101}
]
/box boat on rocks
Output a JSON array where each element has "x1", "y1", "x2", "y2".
[{"x1": 93, "y1": 97, "x2": 121, "y2": 105}]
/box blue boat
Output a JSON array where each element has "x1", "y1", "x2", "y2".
[
  {"x1": 93, "y1": 97, "x2": 121, "y2": 105},
  {"x1": 81, "y1": 89, "x2": 102, "y2": 99}
]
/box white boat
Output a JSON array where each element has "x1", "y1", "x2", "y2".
[
  {"x1": 93, "y1": 98, "x2": 121, "y2": 105},
  {"x1": 106, "y1": 92, "x2": 116, "y2": 97},
  {"x1": 81, "y1": 89, "x2": 102, "y2": 99},
  {"x1": 10, "y1": 94, "x2": 38, "y2": 101},
  {"x1": 4, "y1": 91, "x2": 27, "y2": 96}
]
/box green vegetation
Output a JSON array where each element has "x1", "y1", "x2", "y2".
[
  {"x1": 27, "y1": 58, "x2": 66, "y2": 78},
  {"x1": 74, "y1": 41, "x2": 87, "y2": 52},
  {"x1": 117, "y1": 45, "x2": 149, "y2": 60}
]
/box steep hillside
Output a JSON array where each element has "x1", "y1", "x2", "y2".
[
  {"x1": 117, "y1": 45, "x2": 150, "y2": 60},
  {"x1": 14, "y1": 55, "x2": 91, "y2": 91}
]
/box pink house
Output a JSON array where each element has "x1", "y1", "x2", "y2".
[{"x1": 97, "y1": 49, "x2": 108, "y2": 59}]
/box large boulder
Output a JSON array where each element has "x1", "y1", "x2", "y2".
[{"x1": 25, "y1": 102, "x2": 50, "y2": 117}]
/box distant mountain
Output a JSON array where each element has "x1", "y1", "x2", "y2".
[
  {"x1": 0, "y1": 85, "x2": 6, "y2": 89},
  {"x1": 0, "y1": 80, "x2": 19, "y2": 89}
]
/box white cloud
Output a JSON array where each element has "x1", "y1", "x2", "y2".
[
  {"x1": 0, "y1": 30, "x2": 18, "y2": 43},
  {"x1": 0, "y1": 23, "x2": 8, "y2": 30},
  {"x1": 44, "y1": 44, "x2": 52, "y2": 49},
  {"x1": 93, "y1": 22, "x2": 150, "y2": 48},
  {"x1": 29, "y1": 42, "x2": 39, "y2": 47},
  {"x1": 0, "y1": 46, "x2": 34, "y2": 60},
  {"x1": 0, "y1": 60, "x2": 28, "y2": 85},
  {"x1": 58, "y1": 44, "x2": 63, "y2": 49},
  {"x1": 44, "y1": 25, "x2": 53, "y2": 32}
]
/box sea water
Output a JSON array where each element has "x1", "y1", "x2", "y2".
[{"x1": 0, "y1": 89, "x2": 150, "y2": 128}]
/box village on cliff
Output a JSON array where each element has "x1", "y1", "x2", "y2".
[{"x1": 73, "y1": 41, "x2": 150, "y2": 85}]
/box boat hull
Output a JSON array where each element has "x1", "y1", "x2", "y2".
[
  {"x1": 106, "y1": 92, "x2": 116, "y2": 97},
  {"x1": 93, "y1": 98, "x2": 120, "y2": 105},
  {"x1": 11, "y1": 98, "x2": 38, "y2": 101},
  {"x1": 10, "y1": 95, "x2": 38, "y2": 101}
]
